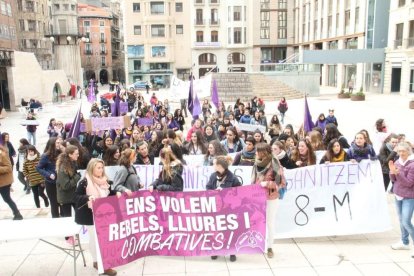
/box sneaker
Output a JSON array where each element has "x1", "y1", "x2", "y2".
[
  {"x1": 267, "y1": 248, "x2": 274, "y2": 258},
  {"x1": 13, "y1": 213, "x2": 23, "y2": 220},
  {"x1": 211, "y1": 256, "x2": 218, "y2": 260},
  {"x1": 103, "y1": 268, "x2": 117, "y2": 276},
  {"x1": 229, "y1": 255, "x2": 236, "y2": 262},
  {"x1": 391, "y1": 242, "x2": 410, "y2": 250}
]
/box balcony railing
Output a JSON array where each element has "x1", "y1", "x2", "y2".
[
  {"x1": 250, "y1": 63, "x2": 321, "y2": 73},
  {"x1": 394, "y1": 39, "x2": 403, "y2": 49},
  {"x1": 100, "y1": 50, "x2": 107, "y2": 55},
  {"x1": 100, "y1": 38, "x2": 106, "y2": 43},
  {"x1": 209, "y1": 19, "x2": 220, "y2": 26},
  {"x1": 195, "y1": 19, "x2": 205, "y2": 25},
  {"x1": 85, "y1": 50, "x2": 92, "y2": 55},
  {"x1": 406, "y1": 37, "x2": 414, "y2": 48}
]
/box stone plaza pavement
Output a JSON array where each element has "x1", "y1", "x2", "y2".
[{"x1": 0, "y1": 88, "x2": 413, "y2": 275}]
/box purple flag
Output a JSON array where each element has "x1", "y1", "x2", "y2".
[
  {"x1": 212, "y1": 79, "x2": 219, "y2": 109},
  {"x1": 87, "y1": 79, "x2": 96, "y2": 104},
  {"x1": 68, "y1": 103, "x2": 82, "y2": 138},
  {"x1": 192, "y1": 89, "x2": 202, "y2": 119},
  {"x1": 112, "y1": 85, "x2": 121, "y2": 117},
  {"x1": 187, "y1": 76, "x2": 194, "y2": 114},
  {"x1": 303, "y1": 96, "x2": 314, "y2": 134}
]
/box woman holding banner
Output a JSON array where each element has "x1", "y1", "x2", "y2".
[
  {"x1": 74, "y1": 158, "x2": 118, "y2": 276},
  {"x1": 149, "y1": 148, "x2": 183, "y2": 192},
  {"x1": 388, "y1": 142, "x2": 414, "y2": 257},
  {"x1": 207, "y1": 156, "x2": 241, "y2": 262},
  {"x1": 251, "y1": 143, "x2": 286, "y2": 259}
]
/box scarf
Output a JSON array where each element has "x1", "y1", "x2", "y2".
[
  {"x1": 242, "y1": 148, "x2": 256, "y2": 159},
  {"x1": 332, "y1": 150, "x2": 346, "y2": 162},
  {"x1": 351, "y1": 142, "x2": 369, "y2": 156},
  {"x1": 27, "y1": 154, "x2": 38, "y2": 161},
  {"x1": 251, "y1": 156, "x2": 282, "y2": 185},
  {"x1": 275, "y1": 150, "x2": 286, "y2": 160},
  {"x1": 85, "y1": 173, "x2": 110, "y2": 209},
  {"x1": 254, "y1": 155, "x2": 272, "y2": 170}
]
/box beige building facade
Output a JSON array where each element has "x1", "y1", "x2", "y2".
[
  {"x1": 383, "y1": 0, "x2": 414, "y2": 95},
  {"x1": 251, "y1": 0, "x2": 295, "y2": 71},
  {"x1": 15, "y1": 0, "x2": 53, "y2": 70},
  {"x1": 124, "y1": 0, "x2": 192, "y2": 86}
]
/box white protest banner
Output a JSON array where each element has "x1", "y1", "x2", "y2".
[
  {"x1": 20, "y1": 120, "x2": 40, "y2": 126},
  {"x1": 193, "y1": 74, "x2": 212, "y2": 98},
  {"x1": 168, "y1": 74, "x2": 212, "y2": 100},
  {"x1": 238, "y1": 123, "x2": 266, "y2": 133},
  {"x1": 80, "y1": 160, "x2": 390, "y2": 239},
  {"x1": 169, "y1": 75, "x2": 189, "y2": 100},
  {"x1": 274, "y1": 160, "x2": 391, "y2": 238}
]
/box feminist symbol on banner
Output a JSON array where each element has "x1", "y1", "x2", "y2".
[{"x1": 235, "y1": 231, "x2": 265, "y2": 252}]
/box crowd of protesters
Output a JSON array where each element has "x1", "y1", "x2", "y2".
[{"x1": 0, "y1": 87, "x2": 413, "y2": 273}]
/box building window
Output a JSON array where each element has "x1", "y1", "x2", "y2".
[
  {"x1": 28, "y1": 20, "x2": 36, "y2": 32},
  {"x1": 261, "y1": 29, "x2": 269, "y2": 39},
  {"x1": 19, "y1": 20, "x2": 25, "y2": 31},
  {"x1": 100, "y1": 33, "x2": 105, "y2": 42},
  {"x1": 54, "y1": 4, "x2": 59, "y2": 11},
  {"x1": 211, "y1": 31, "x2": 218, "y2": 42},
  {"x1": 63, "y1": 4, "x2": 69, "y2": 11},
  {"x1": 278, "y1": 11, "x2": 287, "y2": 39},
  {"x1": 151, "y1": 2, "x2": 164, "y2": 14},
  {"x1": 85, "y1": 43, "x2": 91, "y2": 53},
  {"x1": 0, "y1": 1, "x2": 6, "y2": 15},
  {"x1": 234, "y1": 6, "x2": 241, "y2": 21},
  {"x1": 101, "y1": 57, "x2": 106, "y2": 66},
  {"x1": 344, "y1": 10, "x2": 350, "y2": 34},
  {"x1": 278, "y1": 0, "x2": 287, "y2": 9},
  {"x1": 133, "y1": 3, "x2": 140, "y2": 12},
  {"x1": 196, "y1": 31, "x2": 204, "y2": 42},
  {"x1": 99, "y1": 21, "x2": 104, "y2": 26},
  {"x1": 211, "y1": 9, "x2": 218, "y2": 24},
  {"x1": 175, "y1": 2, "x2": 183, "y2": 12},
  {"x1": 196, "y1": 9, "x2": 203, "y2": 24},
  {"x1": 395, "y1": 23, "x2": 404, "y2": 48},
  {"x1": 71, "y1": 4, "x2": 75, "y2": 11},
  {"x1": 355, "y1": 7, "x2": 359, "y2": 32},
  {"x1": 199, "y1": 53, "x2": 217, "y2": 65},
  {"x1": 151, "y1": 25, "x2": 165, "y2": 37},
  {"x1": 398, "y1": 0, "x2": 405, "y2": 7},
  {"x1": 234, "y1": 28, "x2": 241, "y2": 43},
  {"x1": 134, "y1": 25, "x2": 141, "y2": 35},
  {"x1": 101, "y1": 44, "x2": 106, "y2": 53},
  {"x1": 176, "y1": 25, "x2": 183, "y2": 34},
  {"x1": 84, "y1": 21, "x2": 90, "y2": 27},
  {"x1": 134, "y1": 60, "x2": 141, "y2": 71}
]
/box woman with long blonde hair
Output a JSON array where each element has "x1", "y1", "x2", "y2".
[
  {"x1": 149, "y1": 147, "x2": 183, "y2": 192},
  {"x1": 73, "y1": 158, "x2": 117, "y2": 276}
]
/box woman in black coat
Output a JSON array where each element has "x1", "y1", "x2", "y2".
[
  {"x1": 206, "y1": 156, "x2": 241, "y2": 262},
  {"x1": 73, "y1": 158, "x2": 117, "y2": 276}
]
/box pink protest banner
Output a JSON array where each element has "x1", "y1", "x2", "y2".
[
  {"x1": 137, "y1": 117, "x2": 154, "y2": 126},
  {"x1": 87, "y1": 116, "x2": 131, "y2": 131},
  {"x1": 93, "y1": 185, "x2": 266, "y2": 270}
]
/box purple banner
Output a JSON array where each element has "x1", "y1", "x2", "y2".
[
  {"x1": 111, "y1": 102, "x2": 128, "y2": 115},
  {"x1": 137, "y1": 117, "x2": 154, "y2": 126},
  {"x1": 93, "y1": 185, "x2": 266, "y2": 270}
]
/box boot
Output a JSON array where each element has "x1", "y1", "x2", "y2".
[
  {"x1": 13, "y1": 212, "x2": 23, "y2": 220},
  {"x1": 44, "y1": 198, "x2": 49, "y2": 207},
  {"x1": 103, "y1": 268, "x2": 117, "y2": 276}
]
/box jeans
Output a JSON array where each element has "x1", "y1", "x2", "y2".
[
  {"x1": 17, "y1": 171, "x2": 29, "y2": 190},
  {"x1": 395, "y1": 198, "x2": 414, "y2": 245},
  {"x1": 0, "y1": 185, "x2": 20, "y2": 215},
  {"x1": 27, "y1": 131, "x2": 36, "y2": 145},
  {"x1": 31, "y1": 184, "x2": 49, "y2": 208},
  {"x1": 280, "y1": 113, "x2": 285, "y2": 124},
  {"x1": 45, "y1": 182, "x2": 60, "y2": 218}
]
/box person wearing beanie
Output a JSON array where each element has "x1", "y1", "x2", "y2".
[{"x1": 206, "y1": 155, "x2": 241, "y2": 262}]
